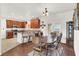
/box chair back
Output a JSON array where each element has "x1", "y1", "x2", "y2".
[
  {"x1": 50, "y1": 32, "x2": 56, "y2": 41},
  {"x1": 32, "y1": 37, "x2": 40, "y2": 45},
  {"x1": 32, "y1": 36, "x2": 47, "y2": 47},
  {"x1": 57, "y1": 33, "x2": 62, "y2": 43},
  {"x1": 56, "y1": 33, "x2": 62, "y2": 49},
  {"x1": 22, "y1": 32, "x2": 28, "y2": 37}
]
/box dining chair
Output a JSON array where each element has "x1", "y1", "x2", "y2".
[
  {"x1": 32, "y1": 36, "x2": 47, "y2": 56},
  {"x1": 56, "y1": 33, "x2": 62, "y2": 49},
  {"x1": 47, "y1": 33, "x2": 62, "y2": 56},
  {"x1": 50, "y1": 32, "x2": 56, "y2": 41}
]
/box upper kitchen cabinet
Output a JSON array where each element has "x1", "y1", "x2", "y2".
[
  {"x1": 21, "y1": 22, "x2": 26, "y2": 28},
  {"x1": 16, "y1": 21, "x2": 26, "y2": 28},
  {"x1": 16, "y1": 21, "x2": 21, "y2": 28},
  {"x1": 6, "y1": 20, "x2": 14, "y2": 28},
  {"x1": 31, "y1": 18, "x2": 40, "y2": 28},
  {"x1": 6, "y1": 20, "x2": 27, "y2": 28}
]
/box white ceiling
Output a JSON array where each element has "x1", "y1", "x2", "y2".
[{"x1": 0, "y1": 3, "x2": 76, "y2": 20}]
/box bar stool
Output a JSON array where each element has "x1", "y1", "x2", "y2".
[{"x1": 22, "y1": 32, "x2": 29, "y2": 44}]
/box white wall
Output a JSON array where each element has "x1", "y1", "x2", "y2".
[
  {"x1": 74, "y1": 30, "x2": 79, "y2": 56},
  {"x1": 0, "y1": 23, "x2": 1, "y2": 55},
  {"x1": 0, "y1": 38, "x2": 1, "y2": 55},
  {"x1": 0, "y1": 18, "x2": 6, "y2": 39},
  {"x1": 0, "y1": 17, "x2": 6, "y2": 55},
  {"x1": 0, "y1": 42, "x2": 1, "y2": 55}
]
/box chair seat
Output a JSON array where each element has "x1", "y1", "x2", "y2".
[
  {"x1": 33, "y1": 45, "x2": 46, "y2": 52},
  {"x1": 47, "y1": 44, "x2": 56, "y2": 51},
  {"x1": 33, "y1": 47, "x2": 42, "y2": 52},
  {"x1": 48, "y1": 45, "x2": 55, "y2": 48}
]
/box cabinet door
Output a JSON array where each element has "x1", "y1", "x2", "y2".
[
  {"x1": 17, "y1": 22, "x2": 26, "y2": 28},
  {"x1": 31, "y1": 19, "x2": 40, "y2": 28},
  {"x1": 13, "y1": 21, "x2": 17, "y2": 26},
  {"x1": 21, "y1": 22, "x2": 25, "y2": 28},
  {"x1": 15, "y1": 21, "x2": 21, "y2": 28},
  {"x1": 6, "y1": 20, "x2": 27, "y2": 28},
  {"x1": 19, "y1": 22, "x2": 23, "y2": 28},
  {"x1": 6, "y1": 20, "x2": 13, "y2": 28},
  {"x1": 6, "y1": 31, "x2": 13, "y2": 39},
  {"x1": 16, "y1": 21, "x2": 20, "y2": 28}
]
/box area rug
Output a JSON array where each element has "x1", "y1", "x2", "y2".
[{"x1": 27, "y1": 46, "x2": 65, "y2": 56}]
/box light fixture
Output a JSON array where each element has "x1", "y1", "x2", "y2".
[
  {"x1": 43, "y1": 8, "x2": 48, "y2": 16},
  {"x1": 40, "y1": 21, "x2": 46, "y2": 29}
]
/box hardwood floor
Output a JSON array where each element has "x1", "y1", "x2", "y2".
[
  {"x1": 2, "y1": 42, "x2": 75, "y2": 56},
  {"x1": 61, "y1": 43, "x2": 75, "y2": 56},
  {"x1": 2, "y1": 42, "x2": 34, "y2": 56}
]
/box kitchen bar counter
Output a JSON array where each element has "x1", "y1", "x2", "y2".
[{"x1": 17, "y1": 30, "x2": 35, "y2": 43}]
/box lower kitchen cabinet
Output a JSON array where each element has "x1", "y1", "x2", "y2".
[{"x1": 6, "y1": 31, "x2": 13, "y2": 39}]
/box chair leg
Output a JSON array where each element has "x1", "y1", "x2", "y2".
[
  {"x1": 50, "y1": 50, "x2": 52, "y2": 56},
  {"x1": 33, "y1": 50, "x2": 41, "y2": 56},
  {"x1": 22, "y1": 37, "x2": 24, "y2": 44},
  {"x1": 46, "y1": 49, "x2": 48, "y2": 56},
  {"x1": 33, "y1": 50, "x2": 35, "y2": 56},
  {"x1": 56, "y1": 48, "x2": 60, "y2": 56},
  {"x1": 39, "y1": 52, "x2": 41, "y2": 56}
]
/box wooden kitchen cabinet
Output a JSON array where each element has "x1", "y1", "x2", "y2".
[
  {"x1": 6, "y1": 20, "x2": 13, "y2": 28},
  {"x1": 20, "y1": 22, "x2": 23, "y2": 28},
  {"x1": 13, "y1": 21, "x2": 17, "y2": 26},
  {"x1": 31, "y1": 18, "x2": 40, "y2": 28},
  {"x1": 6, "y1": 31, "x2": 13, "y2": 39},
  {"x1": 6, "y1": 18, "x2": 27, "y2": 28},
  {"x1": 21, "y1": 22, "x2": 26, "y2": 28},
  {"x1": 6, "y1": 20, "x2": 27, "y2": 39},
  {"x1": 15, "y1": 21, "x2": 26, "y2": 28},
  {"x1": 6, "y1": 20, "x2": 26, "y2": 28},
  {"x1": 16, "y1": 21, "x2": 20, "y2": 28}
]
